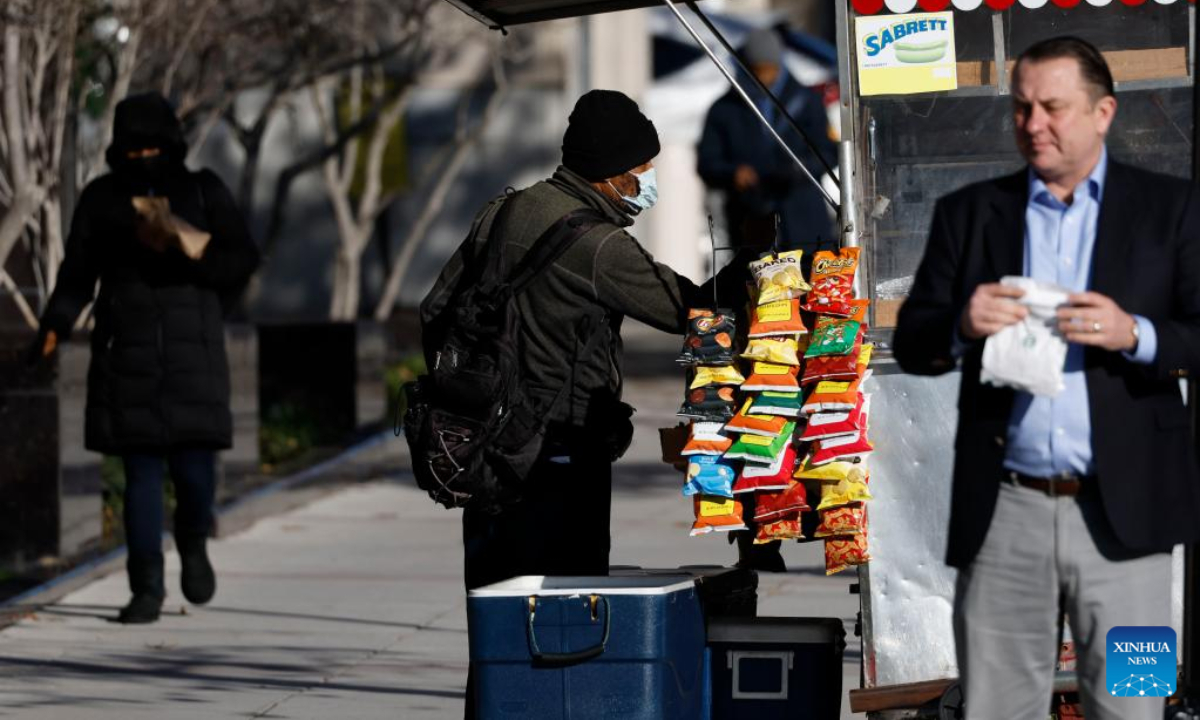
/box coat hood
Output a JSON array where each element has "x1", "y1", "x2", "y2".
[{"x1": 105, "y1": 92, "x2": 188, "y2": 172}]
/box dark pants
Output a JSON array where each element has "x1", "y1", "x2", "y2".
[
  {"x1": 462, "y1": 450, "x2": 613, "y2": 718},
  {"x1": 123, "y1": 449, "x2": 217, "y2": 563}
]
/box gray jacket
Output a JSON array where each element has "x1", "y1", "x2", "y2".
[{"x1": 422, "y1": 166, "x2": 747, "y2": 426}]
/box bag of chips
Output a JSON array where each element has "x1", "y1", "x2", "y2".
[
  {"x1": 678, "y1": 309, "x2": 737, "y2": 366},
  {"x1": 733, "y1": 444, "x2": 796, "y2": 493},
  {"x1": 805, "y1": 315, "x2": 862, "y2": 359},
  {"x1": 803, "y1": 248, "x2": 860, "y2": 317},
  {"x1": 795, "y1": 456, "x2": 867, "y2": 483},
  {"x1": 725, "y1": 398, "x2": 790, "y2": 437},
  {"x1": 810, "y1": 423, "x2": 874, "y2": 466},
  {"x1": 684, "y1": 455, "x2": 737, "y2": 497},
  {"x1": 749, "y1": 250, "x2": 812, "y2": 305},
  {"x1": 825, "y1": 533, "x2": 870, "y2": 575},
  {"x1": 681, "y1": 421, "x2": 733, "y2": 456},
  {"x1": 690, "y1": 495, "x2": 747, "y2": 536},
  {"x1": 801, "y1": 371, "x2": 870, "y2": 414},
  {"x1": 755, "y1": 518, "x2": 805, "y2": 544},
  {"x1": 815, "y1": 505, "x2": 866, "y2": 538},
  {"x1": 802, "y1": 343, "x2": 873, "y2": 386},
  {"x1": 690, "y1": 365, "x2": 746, "y2": 390},
  {"x1": 742, "y1": 362, "x2": 801, "y2": 392},
  {"x1": 748, "y1": 390, "x2": 803, "y2": 417},
  {"x1": 748, "y1": 299, "x2": 808, "y2": 338},
  {"x1": 754, "y1": 479, "x2": 811, "y2": 522},
  {"x1": 724, "y1": 424, "x2": 794, "y2": 464},
  {"x1": 798, "y1": 393, "x2": 868, "y2": 442},
  {"x1": 679, "y1": 385, "x2": 737, "y2": 421},
  {"x1": 741, "y1": 337, "x2": 801, "y2": 366},
  {"x1": 816, "y1": 472, "x2": 873, "y2": 510}
]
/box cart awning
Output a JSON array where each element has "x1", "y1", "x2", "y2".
[{"x1": 851, "y1": 0, "x2": 1191, "y2": 14}]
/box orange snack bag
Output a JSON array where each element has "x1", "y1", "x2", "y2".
[
  {"x1": 681, "y1": 422, "x2": 733, "y2": 456},
  {"x1": 815, "y1": 505, "x2": 866, "y2": 538},
  {"x1": 690, "y1": 495, "x2": 747, "y2": 536},
  {"x1": 748, "y1": 299, "x2": 808, "y2": 338},
  {"x1": 825, "y1": 533, "x2": 870, "y2": 575},
  {"x1": 803, "y1": 248, "x2": 861, "y2": 317},
  {"x1": 725, "y1": 398, "x2": 790, "y2": 437},
  {"x1": 742, "y1": 362, "x2": 801, "y2": 392}
]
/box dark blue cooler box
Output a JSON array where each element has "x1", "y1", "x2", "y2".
[{"x1": 468, "y1": 575, "x2": 706, "y2": 719}]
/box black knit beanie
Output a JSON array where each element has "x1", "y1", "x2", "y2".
[{"x1": 562, "y1": 90, "x2": 660, "y2": 182}]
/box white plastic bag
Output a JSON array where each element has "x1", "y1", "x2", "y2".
[{"x1": 980, "y1": 276, "x2": 1070, "y2": 397}]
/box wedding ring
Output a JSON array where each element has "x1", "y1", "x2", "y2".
[{"x1": 1092, "y1": 321, "x2": 1102, "y2": 333}]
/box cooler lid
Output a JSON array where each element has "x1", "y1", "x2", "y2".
[
  {"x1": 708, "y1": 616, "x2": 847, "y2": 644},
  {"x1": 469, "y1": 574, "x2": 697, "y2": 597}
]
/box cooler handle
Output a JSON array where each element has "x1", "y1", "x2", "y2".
[{"x1": 526, "y1": 594, "x2": 611, "y2": 666}]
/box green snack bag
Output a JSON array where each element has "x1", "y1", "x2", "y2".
[
  {"x1": 749, "y1": 391, "x2": 803, "y2": 417},
  {"x1": 804, "y1": 316, "x2": 861, "y2": 359},
  {"x1": 724, "y1": 421, "x2": 795, "y2": 464}
]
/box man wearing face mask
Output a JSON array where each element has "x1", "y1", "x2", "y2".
[
  {"x1": 32, "y1": 92, "x2": 259, "y2": 624},
  {"x1": 424, "y1": 89, "x2": 749, "y2": 715}
]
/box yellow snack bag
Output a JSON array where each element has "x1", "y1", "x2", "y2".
[
  {"x1": 689, "y1": 365, "x2": 747, "y2": 390},
  {"x1": 741, "y1": 337, "x2": 801, "y2": 366},
  {"x1": 750, "y1": 250, "x2": 811, "y2": 305},
  {"x1": 816, "y1": 472, "x2": 873, "y2": 511}
]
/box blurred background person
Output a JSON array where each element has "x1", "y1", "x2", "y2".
[
  {"x1": 32, "y1": 92, "x2": 260, "y2": 624},
  {"x1": 697, "y1": 27, "x2": 836, "y2": 255}
]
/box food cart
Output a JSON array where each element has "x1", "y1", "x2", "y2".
[{"x1": 442, "y1": 0, "x2": 1197, "y2": 715}]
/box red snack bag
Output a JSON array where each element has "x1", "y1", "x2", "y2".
[
  {"x1": 802, "y1": 344, "x2": 873, "y2": 386},
  {"x1": 825, "y1": 533, "x2": 870, "y2": 575},
  {"x1": 798, "y1": 393, "x2": 867, "y2": 442},
  {"x1": 755, "y1": 518, "x2": 805, "y2": 544},
  {"x1": 803, "y1": 248, "x2": 861, "y2": 317},
  {"x1": 690, "y1": 495, "x2": 747, "y2": 536},
  {"x1": 810, "y1": 425, "x2": 874, "y2": 466},
  {"x1": 753, "y1": 479, "x2": 810, "y2": 522},
  {"x1": 733, "y1": 444, "x2": 797, "y2": 494},
  {"x1": 802, "y1": 371, "x2": 870, "y2": 414},
  {"x1": 815, "y1": 505, "x2": 866, "y2": 538}
]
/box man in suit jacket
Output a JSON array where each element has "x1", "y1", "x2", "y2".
[{"x1": 894, "y1": 36, "x2": 1200, "y2": 720}]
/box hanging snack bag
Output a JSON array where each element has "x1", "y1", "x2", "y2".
[
  {"x1": 684, "y1": 455, "x2": 737, "y2": 497},
  {"x1": 733, "y1": 444, "x2": 797, "y2": 494},
  {"x1": 682, "y1": 422, "x2": 733, "y2": 456},
  {"x1": 690, "y1": 365, "x2": 746, "y2": 390},
  {"x1": 825, "y1": 533, "x2": 870, "y2": 575},
  {"x1": 816, "y1": 472, "x2": 873, "y2": 510},
  {"x1": 749, "y1": 390, "x2": 803, "y2": 417},
  {"x1": 801, "y1": 371, "x2": 871, "y2": 414},
  {"x1": 748, "y1": 299, "x2": 808, "y2": 338},
  {"x1": 803, "y1": 343, "x2": 873, "y2": 386},
  {"x1": 796, "y1": 456, "x2": 868, "y2": 483},
  {"x1": 815, "y1": 505, "x2": 866, "y2": 538},
  {"x1": 803, "y1": 248, "x2": 861, "y2": 317},
  {"x1": 690, "y1": 495, "x2": 747, "y2": 536},
  {"x1": 725, "y1": 423, "x2": 795, "y2": 464},
  {"x1": 755, "y1": 518, "x2": 805, "y2": 543},
  {"x1": 678, "y1": 309, "x2": 737, "y2": 366},
  {"x1": 679, "y1": 385, "x2": 737, "y2": 421},
  {"x1": 798, "y1": 393, "x2": 868, "y2": 442},
  {"x1": 810, "y1": 424, "x2": 874, "y2": 466},
  {"x1": 754, "y1": 479, "x2": 811, "y2": 523},
  {"x1": 805, "y1": 315, "x2": 862, "y2": 359},
  {"x1": 749, "y1": 250, "x2": 811, "y2": 305},
  {"x1": 743, "y1": 362, "x2": 801, "y2": 392},
  {"x1": 725, "y1": 398, "x2": 790, "y2": 437},
  {"x1": 742, "y1": 337, "x2": 802, "y2": 366}
]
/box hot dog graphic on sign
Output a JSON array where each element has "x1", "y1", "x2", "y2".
[{"x1": 856, "y1": 12, "x2": 957, "y2": 96}]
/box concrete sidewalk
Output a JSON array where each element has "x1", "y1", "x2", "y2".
[{"x1": 0, "y1": 376, "x2": 862, "y2": 719}]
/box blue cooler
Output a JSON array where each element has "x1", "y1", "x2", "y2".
[{"x1": 468, "y1": 575, "x2": 707, "y2": 719}]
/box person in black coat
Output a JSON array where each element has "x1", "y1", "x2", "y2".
[
  {"x1": 697, "y1": 27, "x2": 836, "y2": 255},
  {"x1": 35, "y1": 93, "x2": 260, "y2": 624}
]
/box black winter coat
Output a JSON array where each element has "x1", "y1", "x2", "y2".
[{"x1": 40, "y1": 94, "x2": 259, "y2": 453}]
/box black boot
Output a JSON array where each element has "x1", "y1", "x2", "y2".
[
  {"x1": 119, "y1": 553, "x2": 164, "y2": 624},
  {"x1": 176, "y1": 534, "x2": 216, "y2": 605}
]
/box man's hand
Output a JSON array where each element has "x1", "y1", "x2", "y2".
[
  {"x1": 733, "y1": 165, "x2": 759, "y2": 192},
  {"x1": 961, "y1": 283, "x2": 1028, "y2": 340},
  {"x1": 42, "y1": 330, "x2": 58, "y2": 357},
  {"x1": 1056, "y1": 291, "x2": 1138, "y2": 352}
]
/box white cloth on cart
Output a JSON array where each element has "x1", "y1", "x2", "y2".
[{"x1": 980, "y1": 276, "x2": 1070, "y2": 397}]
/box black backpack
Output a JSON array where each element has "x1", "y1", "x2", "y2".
[{"x1": 402, "y1": 199, "x2": 606, "y2": 511}]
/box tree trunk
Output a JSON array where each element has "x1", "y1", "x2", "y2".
[{"x1": 329, "y1": 244, "x2": 365, "y2": 321}]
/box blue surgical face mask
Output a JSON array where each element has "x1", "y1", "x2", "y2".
[{"x1": 609, "y1": 167, "x2": 658, "y2": 214}]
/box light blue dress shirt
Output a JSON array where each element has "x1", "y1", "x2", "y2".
[{"x1": 1003, "y1": 148, "x2": 1158, "y2": 477}]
